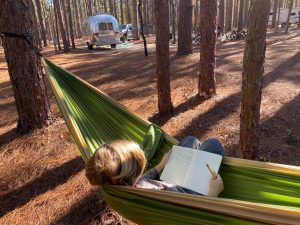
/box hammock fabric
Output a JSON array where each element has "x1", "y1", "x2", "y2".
[{"x1": 42, "y1": 58, "x2": 300, "y2": 225}]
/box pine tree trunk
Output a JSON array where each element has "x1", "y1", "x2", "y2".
[
  {"x1": 61, "y1": 0, "x2": 70, "y2": 43},
  {"x1": 54, "y1": 1, "x2": 62, "y2": 50},
  {"x1": 243, "y1": 0, "x2": 249, "y2": 27},
  {"x1": 33, "y1": 5, "x2": 43, "y2": 49},
  {"x1": 298, "y1": 10, "x2": 300, "y2": 29},
  {"x1": 194, "y1": 0, "x2": 200, "y2": 32},
  {"x1": 177, "y1": 0, "x2": 193, "y2": 56},
  {"x1": 238, "y1": 0, "x2": 245, "y2": 31},
  {"x1": 152, "y1": 0, "x2": 156, "y2": 34},
  {"x1": 155, "y1": 0, "x2": 173, "y2": 114},
  {"x1": 0, "y1": 0, "x2": 52, "y2": 133},
  {"x1": 104, "y1": 0, "x2": 108, "y2": 12},
  {"x1": 86, "y1": 0, "x2": 93, "y2": 16},
  {"x1": 74, "y1": 0, "x2": 82, "y2": 38},
  {"x1": 226, "y1": 0, "x2": 233, "y2": 31},
  {"x1": 275, "y1": 0, "x2": 282, "y2": 32},
  {"x1": 233, "y1": 0, "x2": 239, "y2": 28},
  {"x1": 35, "y1": 0, "x2": 48, "y2": 47},
  {"x1": 170, "y1": 0, "x2": 177, "y2": 44},
  {"x1": 120, "y1": 0, "x2": 124, "y2": 24},
  {"x1": 271, "y1": 0, "x2": 279, "y2": 28},
  {"x1": 143, "y1": 0, "x2": 148, "y2": 34},
  {"x1": 198, "y1": 0, "x2": 217, "y2": 98},
  {"x1": 113, "y1": 0, "x2": 118, "y2": 19},
  {"x1": 54, "y1": 0, "x2": 70, "y2": 52},
  {"x1": 285, "y1": 0, "x2": 294, "y2": 33},
  {"x1": 239, "y1": 0, "x2": 270, "y2": 159},
  {"x1": 132, "y1": 0, "x2": 139, "y2": 40},
  {"x1": 67, "y1": 0, "x2": 75, "y2": 48},
  {"x1": 126, "y1": 0, "x2": 131, "y2": 23},
  {"x1": 218, "y1": 0, "x2": 225, "y2": 32},
  {"x1": 109, "y1": 0, "x2": 114, "y2": 16}
]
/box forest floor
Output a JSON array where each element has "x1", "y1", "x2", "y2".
[{"x1": 1, "y1": 30, "x2": 300, "y2": 225}]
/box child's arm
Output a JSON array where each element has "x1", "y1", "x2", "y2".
[{"x1": 154, "y1": 150, "x2": 172, "y2": 173}]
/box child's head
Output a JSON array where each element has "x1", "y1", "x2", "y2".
[{"x1": 85, "y1": 140, "x2": 146, "y2": 186}]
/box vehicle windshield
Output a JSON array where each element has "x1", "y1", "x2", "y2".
[{"x1": 119, "y1": 24, "x2": 127, "y2": 29}]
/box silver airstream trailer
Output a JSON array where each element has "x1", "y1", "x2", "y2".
[{"x1": 83, "y1": 13, "x2": 120, "y2": 50}]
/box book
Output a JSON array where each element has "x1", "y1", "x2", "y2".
[{"x1": 160, "y1": 145, "x2": 223, "y2": 195}]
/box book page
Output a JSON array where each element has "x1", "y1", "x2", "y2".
[
  {"x1": 182, "y1": 149, "x2": 222, "y2": 195},
  {"x1": 160, "y1": 146, "x2": 195, "y2": 186}
]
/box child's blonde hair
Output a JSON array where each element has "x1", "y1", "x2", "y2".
[{"x1": 85, "y1": 140, "x2": 146, "y2": 186}]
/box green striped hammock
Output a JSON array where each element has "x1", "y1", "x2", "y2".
[{"x1": 42, "y1": 58, "x2": 300, "y2": 225}]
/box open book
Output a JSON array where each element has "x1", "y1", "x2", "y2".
[{"x1": 160, "y1": 145, "x2": 223, "y2": 195}]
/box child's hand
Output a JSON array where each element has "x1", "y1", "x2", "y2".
[
  {"x1": 207, "y1": 172, "x2": 224, "y2": 197},
  {"x1": 155, "y1": 150, "x2": 172, "y2": 173}
]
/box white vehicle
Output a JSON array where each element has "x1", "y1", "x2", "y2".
[
  {"x1": 82, "y1": 13, "x2": 121, "y2": 50},
  {"x1": 268, "y1": 7, "x2": 300, "y2": 27}
]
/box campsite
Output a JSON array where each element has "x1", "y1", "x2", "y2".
[{"x1": 0, "y1": 0, "x2": 300, "y2": 225}]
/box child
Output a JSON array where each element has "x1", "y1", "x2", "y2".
[{"x1": 85, "y1": 136, "x2": 224, "y2": 197}]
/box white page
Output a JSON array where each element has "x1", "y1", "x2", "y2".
[
  {"x1": 160, "y1": 146, "x2": 195, "y2": 186},
  {"x1": 182, "y1": 149, "x2": 222, "y2": 195}
]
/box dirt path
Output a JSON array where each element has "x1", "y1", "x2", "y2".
[{"x1": 0, "y1": 31, "x2": 300, "y2": 224}]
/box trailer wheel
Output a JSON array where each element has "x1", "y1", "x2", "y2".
[
  {"x1": 87, "y1": 42, "x2": 94, "y2": 50},
  {"x1": 111, "y1": 44, "x2": 117, "y2": 49}
]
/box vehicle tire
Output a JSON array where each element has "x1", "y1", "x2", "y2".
[
  {"x1": 111, "y1": 44, "x2": 117, "y2": 49},
  {"x1": 88, "y1": 44, "x2": 94, "y2": 50}
]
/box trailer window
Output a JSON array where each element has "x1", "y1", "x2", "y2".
[
  {"x1": 99, "y1": 22, "x2": 107, "y2": 31},
  {"x1": 98, "y1": 22, "x2": 114, "y2": 31},
  {"x1": 290, "y1": 12, "x2": 296, "y2": 16},
  {"x1": 107, "y1": 22, "x2": 113, "y2": 30}
]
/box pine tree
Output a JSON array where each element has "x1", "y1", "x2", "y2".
[
  {"x1": 155, "y1": 0, "x2": 173, "y2": 114},
  {"x1": 0, "y1": 0, "x2": 52, "y2": 133},
  {"x1": 239, "y1": 0, "x2": 270, "y2": 159}
]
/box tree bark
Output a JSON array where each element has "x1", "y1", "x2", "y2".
[
  {"x1": 113, "y1": 0, "x2": 118, "y2": 19},
  {"x1": 132, "y1": 0, "x2": 139, "y2": 40},
  {"x1": 218, "y1": 0, "x2": 225, "y2": 32},
  {"x1": 143, "y1": 0, "x2": 148, "y2": 34},
  {"x1": 35, "y1": 0, "x2": 48, "y2": 47},
  {"x1": 271, "y1": 0, "x2": 279, "y2": 28},
  {"x1": 74, "y1": 0, "x2": 82, "y2": 38},
  {"x1": 238, "y1": 0, "x2": 245, "y2": 31},
  {"x1": 67, "y1": 0, "x2": 75, "y2": 48},
  {"x1": 33, "y1": 4, "x2": 43, "y2": 49},
  {"x1": 120, "y1": 0, "x2": 124, "y2": 24},
  {"x1": 198, "y1": 0, "x2": 217, "y2": 98},
  {"x1": 103, "y1": 0, "x2": 108, "y2": 12},
  {"x1": 233, "y1": 0, "x2": 239, "y2": 28},
  {"x1": 109, "y1": 0, "x2": 114, "y2": 16},
  {"x1": 86, "y1": 0, "x2": 93, "y2": 16},
  {"x1": 54, "y1": 0, "x2": 69, "y2": 52},
  {"x1": 298, "y1": 10, "x2": 300, "y2": 29},
  {"x1": 155, "y1": 0, "x2": 173, "y2": 114},
  {"x1": 177, "y1": 0, "x2": 193, "y2": 56},
  {"x1": 285, "y1": 0, "x2": 294, "y2": 33},
  {"x1": 54, "y1": 1, "x2": 62, "y2": 50},
  {"x1": 243, "y1": 0, "x2": 250, "y2": 27},
  {"x1": 239, "y1": 0, "x2": 270, "y2": 159},
  {"x1": 126, "y1": 0, "x2": 131, "y2": 23},
  {"x1": 0, "y1": 0, "x2": 52, "y2": 133},
  {"x1": 170, "y1": 0, "x2": 177, "y2": 44},
  {"x1": 138, "y1": 0, "x2": 148, "y2": 56},
  {"x1": 152, "y1": 0, "x2": 156, "y2": 33},
  {"x1": 194, "y1": 0, "x2": 200, "y2": 32},
  {"x1": 226, "y1": 0, "x2": 233, "y2": 31},
  {"x1": 61, "y1": 0, "x2": 70, "y2": 43}
]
